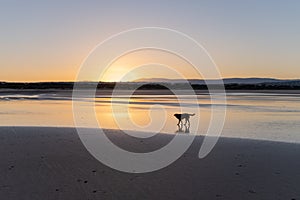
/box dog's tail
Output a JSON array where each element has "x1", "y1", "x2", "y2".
[{"x1": 190, "y1": 113, "x2": 195, "y2": 116}]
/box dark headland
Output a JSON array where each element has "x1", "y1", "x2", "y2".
[{"x1": 0, "y1": 78, "x2": 300, "y2": 90}]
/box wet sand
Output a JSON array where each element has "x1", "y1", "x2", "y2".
[{"x1": 0, "y1": 126, "x2": 300, "y2": 200}]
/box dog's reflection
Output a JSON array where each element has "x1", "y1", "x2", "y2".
[{"x1": 175, "y1": 123, "x2": 190, "y2": 134}]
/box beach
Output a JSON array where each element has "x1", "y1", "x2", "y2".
[
  {"x1": 2, "y1": 0, "x2": 300, "y2": 199},
  {"x1": 1, "y1": 126, "x2": 300, "y2": 200}
]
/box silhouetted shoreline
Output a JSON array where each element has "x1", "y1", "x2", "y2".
[{"x1": 1, "y1": 79, "x2": 300, "y2": 91}]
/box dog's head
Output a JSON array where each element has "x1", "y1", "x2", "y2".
[{"x1": 174, "y1": 113, "x2": 180, "y2": 118}]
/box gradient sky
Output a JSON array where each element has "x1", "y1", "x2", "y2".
[{"x1": 1, "y1": 0, "x2": 299, "y2": 82}]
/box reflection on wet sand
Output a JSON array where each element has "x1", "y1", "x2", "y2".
[
  {"x1": 175, "y1": 123, "x2": 190, "y2": 134},
  {"x1": 1, "y1": 91, "x2": 300, "y2": 142}
]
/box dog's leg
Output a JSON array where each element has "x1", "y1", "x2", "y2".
[{"x1": 185, "y1": 117, "x2": 189, "y2": 125}]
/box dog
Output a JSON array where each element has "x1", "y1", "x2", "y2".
[{"x1": 174, "y1": 113, "x2": 195, "y2": 125}]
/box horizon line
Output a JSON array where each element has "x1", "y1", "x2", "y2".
[{"x1": 1, "y1": 77, "x2": 300, "y2": 83}]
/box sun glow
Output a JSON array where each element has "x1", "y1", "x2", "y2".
[
  {"x1": 101, "y1": 66, "x2": 135, "y2": 82},
  {"x1": 99, "y1": 49, "x2": 201, "y2": 82}
]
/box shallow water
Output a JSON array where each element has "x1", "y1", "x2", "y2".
[{"x1": 0, "y1": 90, "x2": 300, "y2": 143}]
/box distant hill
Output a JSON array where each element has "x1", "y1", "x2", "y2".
[
  {"x1": 264, "y1": 80, "x2": 300, "y2": 87},
  {"x1": 0, "y1": 78, "x2": 299, "y2": 90}
]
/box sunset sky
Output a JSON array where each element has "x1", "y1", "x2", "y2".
[{"x1": 1, "y1": 0, "x2": 299, "y2": 82}]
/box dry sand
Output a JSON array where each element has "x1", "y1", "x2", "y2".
[{"x1": 0, "y1": 126, "x2": 300, "y2": 200}]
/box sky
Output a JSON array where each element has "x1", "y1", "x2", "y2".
[{"x1": 0, "y1": 0, "x2": 299, "y2": 82}]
